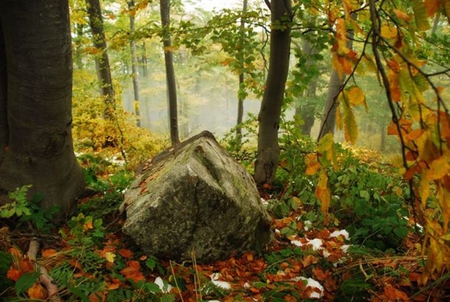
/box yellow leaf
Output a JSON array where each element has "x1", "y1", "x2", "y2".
[
  {"x1": 316, "y1": 171, "x2": 331, "y2": 215},
  {"x1": 346, "y1": 86, "x2": 366, "y2": 107},
  {"x1": 380, "y1": 25, "x2": 398, "y2": 39},
  {"x1": 305, "y1": 162, "x2": 321, "y2": 175},
  {"x1": 105, "y1": 252, "x2": 116, "y2": 263},
  {"x1": 413, "y1": 0, "x2": 430, "y2": 31},
  {"x1": 427, "y1": 156, "x2": 449, "y2": 180},
  {"x1": 341, "y1": 100, "x2": 358, "y2": 145},
  {"x1": 334, "y1": 18, "x2": 348, "y2": 52}
]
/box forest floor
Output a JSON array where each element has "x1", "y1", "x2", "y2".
[
  {"x1": 0, "y1": 191, "x2": 445, "y2": 301},
  {"x1": 1, "y1": 147, "x2": 449, "y2": 301}
]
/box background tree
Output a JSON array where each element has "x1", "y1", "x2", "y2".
[
  {"x1": 85, "y1": 0, "x2": 116, "y2": 118},
  {"x1": 254, "y1": 0, "x2": 292, "y2": 185},
  {"x1": 160, "y1": 0, "x2": 180, "y2": 145},
  {"x1": 236, "y1": 0, "x2": 249, "y2": 147},
  {"x1": 0, "y1": 0, "x2": 84, "y2": 214},
  {"x1": 128, "y1": 0, "x2": 141, "y2": 127}
]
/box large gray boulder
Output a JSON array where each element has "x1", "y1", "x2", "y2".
[{"x1": 121, "y1": 131, "x2": 272, "y2": 263}]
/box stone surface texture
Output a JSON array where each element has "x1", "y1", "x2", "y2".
[{"x1": 121, "y1": 131, "x2": 272, "y2": 263}]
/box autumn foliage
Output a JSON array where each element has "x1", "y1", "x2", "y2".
[{"x1": 309, "y1": 0, "x2": 450, "y2": 286}]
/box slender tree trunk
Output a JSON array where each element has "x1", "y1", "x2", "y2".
[
  {"x1": 254, "y1": 0, "x2": 292, "y2": 185},
  {"x1": 85, "y1": 0, "x2": 115, "y2": 118},
  {"x1": 0, "y1": 0, "x2": 84, "y2": 215},
  {"x1": 128, "y1": 0, "x2": 141, "y2": 127},
  {"x1": 73, "y1": 23, "x2": 85, "y2": 70},
  {"x1": 140, "y1": 42, "x2": 148, "y2": 78},
  {"x1": 236, "y1": 0, "x2": 248, "y2": 147},
  {"x1": 295, "y1": 38, "x2": 318, "y2": 136},
  {"x1": 318, "y1": 68, "x2": 342, "y2": 139},
  {"x1": 160, "y1": 0, "x2": 179, "y2": 145}
]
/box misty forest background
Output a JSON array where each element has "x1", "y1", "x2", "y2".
[{"x1": 72, "y1": 0, "x2": 400, "y2": 152}]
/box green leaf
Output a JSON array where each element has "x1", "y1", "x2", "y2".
[
  {"x1": 360, "y1": 190, "x2": 370, "y2": 201},
  {"x1": 161, "y1": 294, "x2": 175, "y2": 302},
  {"x1": 280, "y1": 227, "x2": 296, "y2": 236},
  {"x1": 15, "y1": 272, "x2": 40, "y2": 295},
  {"x1": 394, "y1": 226, "x2": 408, "y2": 238},
  {"x1": 145, "y1": 258, "x2": 157, "y2": 270}
]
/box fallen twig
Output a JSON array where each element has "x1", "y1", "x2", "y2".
[{"x1": 27, "y1": 238, "x2": 62, "y2": 302}]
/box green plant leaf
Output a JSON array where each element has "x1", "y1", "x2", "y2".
[{"x1": 15, "y1": 272, "x2": 40, "y2": 295}]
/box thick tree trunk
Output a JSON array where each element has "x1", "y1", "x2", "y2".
[
  {"x1": 236, "y1": 0, "x2": 248, "y2": 148},
  {"x1": 0, "y1": 0, "x2": 84, "y2": 215},
  {"x1": 0, "y1": 22, "x2": 7, "y2": 162},
  {"x1": 85, "y1": 0, "x2": 115, "y2": 118},
  {"x1": 254, "y1": 0, "x2": 292, "y2": 185},
  {"x1": 160, "y1": 0, "x2": 179, "y2": 145},
  {"x1": 128, "y1": 0, "x2": 141, "y2": 127}
]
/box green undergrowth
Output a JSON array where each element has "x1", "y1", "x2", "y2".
[{"x1": 0, "y1": 123, "x2": 425, "y2": 301}]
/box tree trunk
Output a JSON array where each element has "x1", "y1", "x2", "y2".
[
  {"x1": 85, "y1": 0, "x2": 115, "y2": 118},
  {"x1": 73, "y1": 23, "x2": 85, "y2": 70},
  {"x1": 160, "y1": 0, "x2": 179, "y2": 145},
  {"x1": 317, "y1": 68, "x2": 341, "y2": 139},
  {"x1": 0, "y1": 22, "x2": 7, "y2": 162},
  {"x1": 236, "y1": 0, "x2": 248, "y2": 148},
  {"x1": 295, "y1": 38, "x2": 318, "y2": 136},
  {"x1": 0, "y1": 0, "x2": 85, "y2": 215},
  {"x1": 140, "y1": 42, "x2": 148, "y2": 78},
  {"x1": 254, "y1": 0, "x2": 292, "y2": 185},
  {"x1": 128, "y1": 0, "x2": 141, "y2": 127}
]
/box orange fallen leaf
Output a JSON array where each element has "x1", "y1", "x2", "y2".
[
  {"x1": 41, "y1": 249, "x2": 57, "y2": 258},
  {"x1": 383, "y1": 284, "x2": 409, "y2": 301},
  {"x1": 119, "y1": 249, "x2": 133, "y2": 258},
  {"x1": 27, "y1": 283, "x2": 47, "y2": 300},
  {"x1": 6, "y1": 267, "x2": 21, "y2": 281}
]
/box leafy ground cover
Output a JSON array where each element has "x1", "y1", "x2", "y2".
[{"x1": 0, "y1": 136, "x2": 449, "y2": 301}]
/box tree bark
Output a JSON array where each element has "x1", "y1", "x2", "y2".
[
  {"x1": 0, "y1": 0, "x2": 85, "y2": 216},
  {"x1": 0, "y1": 21, "x2": 7, "y2": 162},
  {"x1": 254, "y1": 0, "x2": 292, "y2": 185},
  {"x1": 160, "y1": 0, "x2": 179, "y2": 145},
  {"x1": 85, "y1": 0, "x2": 115, "y2": 118},
  {"x1": 128, "y1": 0, "x2": 141, "y2": 127},
  {"x1": 236, "y1": 0, "x2": 248, "y2": 148}
]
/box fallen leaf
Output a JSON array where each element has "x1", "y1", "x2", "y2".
[{"x1": 27, "y1": 283, "x2": 47, "y2": 300}]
